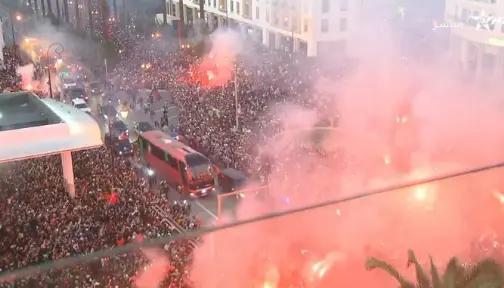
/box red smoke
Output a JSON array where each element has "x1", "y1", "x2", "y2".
[
  {"x1": 133, "y1": 248, "x2": 171, "y2": 288},
  {"x1": 189, "y1": 54, "x2": 504, "y2": 287},
  {"x1": 184, "y1": 31, "x2": 241, "y2": 89}
]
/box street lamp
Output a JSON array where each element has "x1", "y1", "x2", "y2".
[
  {"x1": 46, "y1": 42, "x2": 64, "y2": 99},
  {"x1": 9, "y1": 13, "x2": 22, "y2": 56}
]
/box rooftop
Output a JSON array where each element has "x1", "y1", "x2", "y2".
[
  {"x1": 0, "y1": 92, "x2": 62, "y2": 131},
  {"x1": 0, "y1": 92, "x2": 103, "y2": 163}
]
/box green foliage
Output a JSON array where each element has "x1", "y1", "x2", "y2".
[{"x1": 366, "y1": 249, "x2": 504, "y2": 288}]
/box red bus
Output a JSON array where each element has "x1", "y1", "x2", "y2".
[{"x1": 138, "y1": 130, "x2": 216, "y2": 197}]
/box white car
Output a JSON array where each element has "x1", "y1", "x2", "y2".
[{"x1": 72, "y1": 98, "x2": 92, "y2": 114}]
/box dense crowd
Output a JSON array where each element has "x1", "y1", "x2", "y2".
[
  {"x1": 112, "y1": 36, "x2": 325, "y2": 179},
  {"x1": 0, "y1": 148, "x2": 197, "y2": 287},
  {"x1": 0, "y1": 15, "x2": 330, "y2": 287},
  {"x1": 0, "y1": 47, "x2": 21, "y2": 93}
]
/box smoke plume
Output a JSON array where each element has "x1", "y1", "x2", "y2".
[{"x1": 189, "y1": 9, "x2": 504, "y2": 288}]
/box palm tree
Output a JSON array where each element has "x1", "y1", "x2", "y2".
[{"x1": 366, "y1": 249, "x2": 504, "y2": 288}]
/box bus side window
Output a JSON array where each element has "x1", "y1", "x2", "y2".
[
  {"x1": 165, "y1": 153, "x2": 178, "y2": 169},
  {"x1": 179, "y1": 161, "x2": 188, "y2": 186}
]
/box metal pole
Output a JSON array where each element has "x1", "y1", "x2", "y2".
[
  {"x1": 46, "y1": 42, "x2": 64, "y2": 99},
  {"x1": 216, "y1": 194, "x2": 222, "y2": 219},
  {"x1": 9, "y1": 14, "x2": 16, "y2": 49},
  {"x1": 48, "y1": 66, "x2": 53, "y2": 98},
  {"x1": 291, "y1": 30, "x2": 295, "y2": 53},
  {"x1": 109, "y1": 117, "x2": 115, "y2": 188}
]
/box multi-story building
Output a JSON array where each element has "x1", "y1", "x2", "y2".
[
  {"x1": 445, "y1": 0, "x2": 504, "y2": 78},
  {"x1": 161, "y1": 0, "x2": 359, "y2": 57}
]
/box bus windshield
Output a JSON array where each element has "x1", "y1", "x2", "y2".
[{"x1": 185, "y1": 153, "x2": 211, "y2": 178}]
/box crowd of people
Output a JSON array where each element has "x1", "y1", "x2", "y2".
[
  {"x1": 0, "y1": 14, "x2": 333, "y2": 287},
  {"x1": 0, "y1": 47, "x2": 22, "y2": 93},
  {"x1": 111, "y1": 36, "x2": 328, "y2": 179},
  {"x1": 0, "y1": 148, "x2": 197, "y2": 287}
]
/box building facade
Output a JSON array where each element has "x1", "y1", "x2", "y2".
[
  {"x1": 163, "y1": 0, "x2": 359, "y2": 57},
  {"x1": 445, "y1": 0, "x2": 504, "y2": 79}
]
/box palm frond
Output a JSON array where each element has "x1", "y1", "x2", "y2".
[
  {"x1": 430, "y1": 257, "x2": 442, "y2": 288},
  {"x1": 407, "y1": 249, "x2": 432, "y2": 288},
  {"x1": 366, "y1": 257, "x2": 416, "y2": 288},
  {"x1": 462, "y1": 258, "x2": 504, "y2": 288},
  {"x1": 443, "y1": 257, "x2": 465, "y2": 288}
]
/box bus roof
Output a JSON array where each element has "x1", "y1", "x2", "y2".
[{"x1": 141, "y1": 130, "x2": 203, "y2": 161}]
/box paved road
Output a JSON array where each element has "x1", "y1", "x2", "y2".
[{"x1": 103, "y1": 88, "x2": 236, "y2": 225}]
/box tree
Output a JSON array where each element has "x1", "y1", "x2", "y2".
[
  {"x1": 55, "y1": 0, "x2": 61, "y2": 23},
  {"x1": 366, "y1": 249, "x2": 504, "y2": 288},
  {"x1": 112, "y1": 0, "x2": 117, "y2": 20},
  {"x1": 199, "y1": 0, "x2": 204, "y2": 20},
  {"x1": 46, "y1": 0, "x2": 53, "y2": 17},
  {"x1": 41, "y1": 0, "x2": 46, "y2": 16},
  {"x1": 33, "y1": 0, "x2": 39, "y2": 17},
  {"x1": 161, "y1": 0, "x2": 167, "y2": 25},
  {"x1": 87, "y1": 0, "x2": 92, "y2": 34},
  {"x1": 74, "y1": 0, "x2": 81, "y2": 28},
  {"x1": 62, "y1": 0, "x2": 69, "y2": 22},
  {"x1": 178, "y1": 0, "x2": 184, "y2": 40},
  {"x1": 99, "y1": 0, "x2": 111, "y2": 40}
]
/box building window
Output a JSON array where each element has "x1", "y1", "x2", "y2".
[
  {"x1": 340, "y1": 0, "x2": 348, "y2": 11},
  {"x1": 237, "y1": 2, "x2": 240, "y2": 14},
  {"x1": 244, "y1": 3, "x2": 250, "y2": 17},
  {"x1": 266, "y1": 9, "x2": 270, "y2": 22},
  {"x1": 256, "y1": 7, "x2": 260, "y2": 19},
  {"x1": 213, "y1": 0, "x2": 216, "y2": 8},
  {"x1": 230, "y1": 1, "x2": 234, "y2": 12},
  {"x1": 321, "y1": 19, "x2": 329, "y2": 32},
  {"x1": 340, "y1": 18, "x2": 347, "y2": 31},
  {"x1": 322, "y1": 0, "x2": 330, "y2": 13},
  {"x1": 304, "y1": 21, "x2": 308, "y2": 32}
]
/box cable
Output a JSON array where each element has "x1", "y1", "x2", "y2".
[{"x1": 2, "y1": 160, "x2": 504, "y2": 282}]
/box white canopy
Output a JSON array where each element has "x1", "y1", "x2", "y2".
[{"x1": 0, "y1": 92, "x2": 102, "y2": 163}]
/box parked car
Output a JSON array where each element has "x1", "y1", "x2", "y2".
[
  {"x1": 113, "y1": 139, "x2": 133, "y2": 156},
  {"x1": 66, "y1": 87, "x2": 88, "y2": 102},
  {"x1": 106, "y1": 120, "x2": 129, "y2": 142},
  {"x1": 71, "y1": 98, "x2": 91, "y2": 114},
  {"x1": 62, "y1": 77, "x2": 77, "y2": 89},
  {"x1": 87, "y1": 81, "x2": 104, "y2": 96},
  {"x1": 218, "y1": 168, "x2": 248, "y2": 194},
  {"x1": 99, "y1": 104, "x2": 118, "y2": 118}
]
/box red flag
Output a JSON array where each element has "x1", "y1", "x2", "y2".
[{"x1": 107, "y1": 192, "x2": 119, "y2": 205}]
